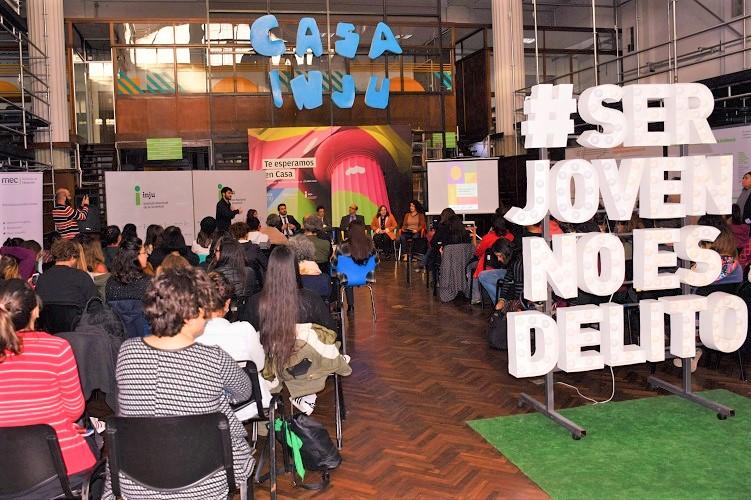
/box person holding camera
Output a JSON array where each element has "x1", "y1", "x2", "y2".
[{"x1": 52, "y1": 188, "x2": 89, "y2": 240}]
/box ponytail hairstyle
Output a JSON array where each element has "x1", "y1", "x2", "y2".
[{"x1": 0, "y1": 279, "x2": 39, "y2": 362}]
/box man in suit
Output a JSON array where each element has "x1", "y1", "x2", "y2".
[
  {"x1": 339, "y1": 203, "x2": 365, "y2": 234},
  {"x1": 216, "y1": 186, "x2": 240, "y2": 233},
  {"x1": 740, "y1": 172, "x2": 751, "y2": 225},
  {"x1": 278, "y1": 203, "x2": 300, "y2": 237}
]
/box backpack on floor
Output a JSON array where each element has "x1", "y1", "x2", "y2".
[
  {"x1": 488, "y1": 311, "x2": 508, "y2": 350},
  {"x1": 277, "y1": 413, "x2": 341, "y2": 490}
]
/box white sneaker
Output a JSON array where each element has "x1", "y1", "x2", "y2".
[{"x1": 291, "y1": 394, "x2": 317, "y2": 415}]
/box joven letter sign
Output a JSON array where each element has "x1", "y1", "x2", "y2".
[
  {"x1": 250, "y1": 15, "x2": 402, "y2": 110},
  {"x1": 507, "y1": 83, "x2": 748, "y2": 378}
]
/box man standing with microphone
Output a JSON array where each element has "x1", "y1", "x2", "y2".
[{"x1": 216, "y1": 186, "x2": 240, "y2": 233}]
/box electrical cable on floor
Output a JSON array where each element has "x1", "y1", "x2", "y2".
[{"x1": 555, "y1": 366, "x2": 615, "y2": 405}]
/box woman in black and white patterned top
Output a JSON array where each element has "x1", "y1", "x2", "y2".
[{"x1": 104, "y1": 267, "x2": 253, "y2": 499}]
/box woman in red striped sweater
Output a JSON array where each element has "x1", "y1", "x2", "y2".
[{"x1": 0, "y1": 279, "x2": 96, "y2": 496}]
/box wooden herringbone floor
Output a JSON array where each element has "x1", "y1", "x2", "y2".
[{"x1": 253, "y1": 261, "x2": 751, "y2": 499}]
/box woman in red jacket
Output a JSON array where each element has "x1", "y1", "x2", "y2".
[
  {"x1": 473, "y1": 215, "x2": 515, "y2": 302},
  {"x1": 0, "y1": 279, "x2": 96, "y2": 497}
]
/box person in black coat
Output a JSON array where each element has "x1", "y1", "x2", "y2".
[
  {"x1": 216, "y1": 186, "x2": 240, "y2": 233},
  {"x1": 339, "y1": 203, "x2": 366, "y2": 234},
  {"x1": 277, "y1": 203, "x2": 300, "y2": 237},
  {"x1": 739, "y1": 172, "x2": 751, "y2": 225}
]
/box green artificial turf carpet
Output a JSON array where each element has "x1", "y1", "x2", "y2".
[{"x1": 468, "y1": 389, "x2": 751, "y2": 500}]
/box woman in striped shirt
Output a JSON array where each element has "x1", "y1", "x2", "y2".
[{"x1": 0, "y1": 279, "x2": 96, "y2": 497}]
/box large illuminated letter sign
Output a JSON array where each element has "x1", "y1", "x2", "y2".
[
  {"x1": 508, "y1": 311, "x2": 559, "y2": 378},
  {"x1": 504, "y1": 160, "x2": 549, "y2": 226},
  {"x1": 577, "y1": 84, "x2": 625, "y2": 148}
]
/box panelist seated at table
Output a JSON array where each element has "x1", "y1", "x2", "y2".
[{"x1": 340, "y1": 203, "x2": 366, "y2": 234}]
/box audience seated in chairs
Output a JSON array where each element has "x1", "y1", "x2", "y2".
[
  {"x1": 494, "y1": 239, "x2": 525, "y2": 312},
  {"x1": 1, "y1": 238, "x2": 39, "y2": 281},
  {"x1": 398, "y1": 200, "x2": 428, "y2": 260},
  {"x1": 79, "y1": 233, "x2": 110, "y2": 301},
  {"x1": 476, "y1": 238, "x2": 514, "y2": 304},
  {"x1": 424, "y1": 208, "x2": 455, "y2": 274},
  {"x1": 106, "y1": 237, "x2": 152, "y2": 338},
  {"x1": 231, "y1": 221, "x2": 268, "y2": 281},
  {"x1": 332, "y1": 221, "x2": 377, "y2": 312},
  {"x1": 242, "y1": 245, "x2": 349, "y2": 416},
  {"x1": 106, "y1": 267, "x2": 253, "y2": 499},
  {"x1": 198, "y1": 272, "x2": 272, "y2": 407},
  {"x1": 0, "y1": 279, "x2": 99, "y2": 499},
  {"x1": 102, "y1": 225, "x2": 122, "y2": 270},
  {"x1": 143, "y1": 224, "x2": 164, "y2": 257},
  {"x1": 35, "y1": 239, "x2": 98, "y2": 332},
  {"x1": 156, "y1": 253, "x2": 191, "y2": 275},
  {"x1": 289, "y1": 234, "x2": 332, "y2": 299},
  {"x1": 246, "y1": 215, "x2": 270, "y2": 247},
  {"x1": 371, "y1": 205, "x2": 398, "y2": 260},
  {"x1": 147, "y1": 225, "x2": 200, "y2": 268},
  {"x1": 304, "y1": 215, "x2": 333, "y2": 272}
]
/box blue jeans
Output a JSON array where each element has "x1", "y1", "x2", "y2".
[{"x1": 478, "y1": 269, "x2": 507, "y2": 301}]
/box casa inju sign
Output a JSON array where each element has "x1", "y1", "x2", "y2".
[{"x1": 250, "y1": 15, "x2": 403, "y2": 110}]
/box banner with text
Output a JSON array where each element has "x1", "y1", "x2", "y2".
[
  {"x1": 0, "y1": 172, "x2": 42, "y2": 244},
  {"x1": 105, "y1": 171, "x2": 196, "y2": 243}
]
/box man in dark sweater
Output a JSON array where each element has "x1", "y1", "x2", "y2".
[
  {"x1": 35, "y1": 239, "x2": 97, "y2": 308},
  {"x1": 216, "y1": 186, "x2": 240, "y2": 233}
]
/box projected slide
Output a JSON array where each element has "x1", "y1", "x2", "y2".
[
  {"x1": 447, "y1": 164, "x2": 479, "y2": 210},
  {"x1": 427, "y1": 159, "x2": 499, "y2": 214}
]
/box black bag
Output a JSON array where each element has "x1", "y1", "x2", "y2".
[
  {"x1": 488, "y1": 311, "x2": 508, "y2": 350},
  {"x1": 279, "y1": 413, "x2": 341, "y2": 490}
]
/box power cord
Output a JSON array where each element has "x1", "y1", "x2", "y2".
[{"x1": 555, "y1": 366, "x2": 615, "y2": 405}]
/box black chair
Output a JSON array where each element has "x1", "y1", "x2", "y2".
[
  {"x1": 37, "y1": 303, "x2": 82, "y2": 334},
  {"x1": 232, "y1": 362, "x2": 284, "y2": 500},
  {"x1": 105, "y1": 413, "x2": 246, "y2": 500},
  {"x1": 0, "y1": 424, "x2": 99, "y2": 500}
]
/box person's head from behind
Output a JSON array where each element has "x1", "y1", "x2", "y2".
[
  {"x1": 246, "y1": 208, "x2": 258, "y2": 222},
  {"x1": 207, "y1": 271, "x2": 235, "y2": 317},
  {"x1": 145, "y1": 224, "x2": 164, "y2": 250},
  {"x1": 210, "y1": 236, "x2": 246, "y2": 274},
  {"x1": 346, "y1": 221, "x2": 373, "y2": 262},
  {"x1": 697, "y1": 214, "x2": 727, "y2": 231},
  {"x1": 408, "y1": 200, "x2": 423, "y2": 215},
  {"x1": 288, "y1": 234, "x2": 316, "y2": 262},
  {"x1": 259, "y1": 246, "x2": 299, "y2": 367},
  {"x1": 161, "y1": 226, "x2": 187, "y2": 252},
  {"x1": 51, "y1": 239, "x2": 80, "y2": 267},
  {"x1": 277, "y1": 203, "x2": 288, "y2": 216},
  {"x1": 199, "y1": 217, "x2": 217, "y2": 239},
  {"x1": 44, "y1": 231, "x2": 61, "y2": 251},
  {"x1": 439, "y1": 207, "x2": 455, "y2": 225},
  {"x1": 491, "y1": 238, "x2": 514, "y2": 265},
  {"x1": 19, "y1": 240, "x2": 41, "y2": 260},
  {"x1": 157, "y1": 254, "x2": 190, "y2": 275},
  {"x1": 230, "y1": 222, "x2": 250, "y2": 241},
  {"x1": 732, "y1": 203, "x2": 743, "y2": 225},
  {"x1": 743, "y1": 172, "x2": 751, "y2": 190},
  {"x1": 247, "y1": 216, "x2": 261, "y2": 232},
  {"x1": 112, "y1": 237, "x2": 147, "y2": 284},
  {"x1": 447, "y1": 215, "x2": 466, "y2": 241},
  {"x1": 221, "y1": 186, "x2": 234, "y2": 202},
  {"x1": 79, "y1": 234, "x2": 105, "y2": 272},
  {"x1": 122, "y1": 224, "x2": 138, "y2": 241},
  {"x1": 55, "y1": 188, "x2": 71, "y2": 205},
  {"x1": 103, "y1": 225, "x2": 121, "y2": 247},
  {"x1": 377, "y1": 205, "x2": 389, "y2": 218},
  {"x1": 491, "y1": 215, "x2": 507, "y2": 236},
  {"x1": 0, "y1": 279, "x2": 40, "y2": 361},
  {"x1": 0, "y1": 255, "x2": 20, "y2": 280},
  {"x1": 144, "y1": 267, "x2": 213, "y2": 339},
  {"x1": 266, "y1": 213, "x2": 282, "y2": 230},
  {"x1": 303, "y1": 214, "x2": 322, "y2": 234}
]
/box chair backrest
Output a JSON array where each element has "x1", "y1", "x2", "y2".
[
  {"x1": 231, "y1": 361, "x2": 268, "y2": 422},
  {"x1": 333, "y1": 254, "x2": 377, "y2": 287},
  {"x1": 108, "y1": 299, "x2": 150, "y2": 338},
  {"x1": 0, "y1": 424, "x2": 74, "y2": 499},
  {"x1": 37, "y1": 303, "x2": 82, "y2": 334},
  {"x1": 105, "y1": 413, "x2": 236, "y2": 498}
]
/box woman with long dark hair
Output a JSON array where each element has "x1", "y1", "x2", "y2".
[
  {"x1": 472, "y1": 214, "x2": 515, "y2": 303},
  {"x1": 333, "y1": 221, "x2": 377, "y2": 311},
  {"x1": 398, "y1": 200, "x2": 427, "y2": 259},
  {"x1": 144, "y1": 224, "x2": 164, "y2": 256},
  {"x1": 191, "y1": 217, "x2": 216, "y2": 261},
  {"x1": 239, "y1": 245, "x2": 334, "y2": 341},
  {"x1": 208, "y1": 236, "x2": 257, "y2": 299},
  {"x1": 106, "y1": 237, "x2": 151, "y2": 302},
  {"x1": 371, "y1": 204, "x2": 398, "y2": 259},
  {"x1": 0, "y1": 279, "x2": 97, "y2": 498},
  {"x1": 239, "y1": 246, "x2": 346, "y2": 415}
]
